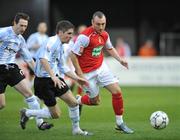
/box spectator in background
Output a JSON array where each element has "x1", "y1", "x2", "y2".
[
  {"x1": 77, "y1": 24, "x2": 87, "y2": 35},
  {"x1": 138, "y1": 39, "x2": 157, "y2": 57},
  {"x1": 115, "y1": 37, "x2": 131, "y2": 57},
  {"x1": 73, "y1": 24, "x2": 87, "y2": 41},
  {"x1": 22, "y1": 22, "x2": 48, "y2": 88},
  {"x1": 27, "y1": 22, "x2": 48, "y2": 58}
]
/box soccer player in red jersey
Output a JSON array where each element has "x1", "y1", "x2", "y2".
[{"x1": 72, "y1": 11, "x2": 134, "y2": 134}]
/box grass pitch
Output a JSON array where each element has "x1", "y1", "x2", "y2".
[{"x1": 0, "y1": 86, "x2": 179, "y2": 140}]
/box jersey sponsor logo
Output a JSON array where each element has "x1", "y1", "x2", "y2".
[
  {"x1": 92, "y1": 46, "x2": 103, "y2": 57},
  {"x1": 5, "y1": 45, "x2": 17, "y2": 53}
]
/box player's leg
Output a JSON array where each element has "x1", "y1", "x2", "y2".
[
  {"x1": 0, "y1": 94, "x2": 5, "y2": 109},
  {"x1": 27, "y1": 63, "x2": 35, "y2": 88},
  {"x1": 60, "y1": 90, "x2": 93, "y2": 136},
  {"x1": 0, "y1": 67, "x2": 8, "y2": 110},
  {"x1": 10, "y1": 65, "x2": 51, "y2": 130},
  {"x1": 75, "y1": 75, "x2": 100, "y2": 117},
  {"x1": 22, "y1": 105, "x2": 57, "y2": 119},
  {"x1": 77, "y1": 75, "x2": 100, "y2": 106},
  {"x1": 15, "y1": 79, "x2": 53, "y2": 130},
  {"x1": 54, "y1": 77, "x2": 88, "y2": 135},
  {"x1": 19, "y1": 76, "x2": 60, "y2": 130},
  {"x1": 77, "y1": 86, "x2": 83, "y2": 96},
  {"x1": 64, "y1": 76, "x2": 75, "y2": 91},
  {"x1": 99, "y1": 62, "x2": 134, "y2": 134},
  {"x1": 105, "y1": 83, "x2": 134, "y2": 134},
  {"x1": 18, "y1": 62, "x2": 34, "y2": 89},
  {"x1": 105, "y1": 83, "x2": 124, "y2": 124},
  {"x1": 75, "y1": 86, "x2": 83, "y2": 115},
  {"x1": 21, "y1": 76, "x2": 73, "y2": 130}
]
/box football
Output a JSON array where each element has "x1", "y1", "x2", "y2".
[{"x1": 150, "y1": 111, "x2": 169, "y2": 129}]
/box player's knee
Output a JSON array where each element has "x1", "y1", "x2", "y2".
[
  {"x1": 90, "y1": 97, "x2": 100, "y2": 105},
  {"x1": 65, "y1": 97, "x2": 78, "y2": 108},
  {"x1": 51, "y1": 111, "x2": 61, "y2": 119},
  {"x1": 113, "y1": 89, "x2": 122, "y2": 94},
  {"x1": 110, "y1": 84, "x2": 122, "y2": 94},
  {"x1": 21, "y1": 88, "x2": 33, "y2": 98},
  {"x1": 23, "y1": 92, "x2": 33, "y2": 98},
  {"x1": 112, "y1": 93, "x2": 122, "y2": 99},
  {"x1": 70, "y1": 102, "x2": 78, "y2": 108}
]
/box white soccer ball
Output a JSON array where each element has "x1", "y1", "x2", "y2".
[{"x1": 150, "y1": 111, "x2": 169, "y2": 129}]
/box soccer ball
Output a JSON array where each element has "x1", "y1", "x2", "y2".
[{"x1": 150, "y1": 111, "x2": 169, "y2": 129}]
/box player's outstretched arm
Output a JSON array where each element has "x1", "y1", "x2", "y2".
[
  {"x1": 69, "y1": 52, "x2": 84, "y2": 77},
  {"x1": 106, "y1": 47, "x2": 129, "y2": 69},
  {"x1": 40, "y1": 58, "x2": 65, "y2": 89},
  {"x1": 65, "y1": 71, "x2": 88, "y2": 87}
]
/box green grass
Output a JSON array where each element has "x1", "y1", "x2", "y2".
[{"x1": 0, "y1": 86, "x2": 180, "y2": 140}]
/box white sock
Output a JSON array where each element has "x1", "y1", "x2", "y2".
[
  {"x1": 25, "y1": 95, "x2": 40, "y2": 109},
  {"x1": 76, "y1": 96, "x2": 82, "y2": 104},
  {"x1": 69, "y1": 105, "x2": 80, "y2": 130},
  {"x1": 116, "y1": 115, "x2": 123, "y2": 125},
  {"x1": 35, "y1": 118, "x2": 44, "y2": 126},
  {"x1": 25, "y1": 95, "x2": 44, "y2": 126},
  {"x1": 26, "y1": 107, "x2": 52, "y2": 119}
]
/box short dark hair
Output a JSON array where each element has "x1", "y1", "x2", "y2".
[
  {"x1": 92, "y1": 11, "x2": 105, "y2": 19},
  {"x1": 56, "y1": 20, "x2": 74, "y2": 34},
  {"x1": 14, "y1": 12, "x2": 30, "y2": 24}
]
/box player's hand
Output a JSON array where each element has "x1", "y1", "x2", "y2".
[
  {"x1": 77, "y1": 73, "x2": 86, "y2": 79},
  {"x1": 120, "y1": 58, "x2": 129, "y2": 69},
  {"x1": 51, "y1": 76, "x2": 66, "y2": 89},
  {"x1": 76, "y1": 77, "x2": 89, "y2": 87}
]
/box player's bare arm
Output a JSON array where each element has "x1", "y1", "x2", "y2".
[
  {"x1": 40, "y1": 58, "x2": 66, "y2": 88},
  {"x1": 106, "y1": 47, "x2": 129, "y2": 69},
  {"x1": 69, "y1": 52, "x2": 84, "y2": 77},
  {"x1": 65, "y1": 71, "x2": 88, "y2": 87}
]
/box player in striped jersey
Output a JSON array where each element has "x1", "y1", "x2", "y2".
[
  {"x1": 20, "y1": 20, "x2": 92, "y2": 136},
  {"x1": 0, "y1": 12, "x2": 53, "y2": 130}
]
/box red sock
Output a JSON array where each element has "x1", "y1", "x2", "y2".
[
  {"x1": 81, "y1": 94, "x2": 92, "y2": 105},
  {"x1": 112, "y1": 93, "x2": 124, "y2": 115},
  {"x1": 77, "y1": 86, "x2": 83, "y2": 95}
]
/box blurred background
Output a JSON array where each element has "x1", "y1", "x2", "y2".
[{"x1": 1, "y1": 0, "x2": 180, "y2": 86}]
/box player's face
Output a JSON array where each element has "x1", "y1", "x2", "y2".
[
  {"x1": 14, "y1": 19, "x2": 28, "y2": 35},
  {"x1": 59, "y1": 28, "x2": 74, "y2": 43},
  {"x1": 38, "y1": 22, "x2": 47, "y2": 34},
  {"x1": 77, "y1": 25, "x2": 87, "y2": 34},
  {"x1": 92, "y1": 16, "x2": 106, "y2": 34}
]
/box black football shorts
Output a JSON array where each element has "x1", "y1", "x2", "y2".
[{"x1": 34, "y1": 76, "x2": 69, "y2": 107}]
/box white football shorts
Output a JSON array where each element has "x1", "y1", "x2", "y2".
[{"x1": 83, "y1": 61, "x2": 119, "y2": 98}]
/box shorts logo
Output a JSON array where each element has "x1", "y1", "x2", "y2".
[{"x1": 20, "y1": 70, "x2": 24, "y2": 76}]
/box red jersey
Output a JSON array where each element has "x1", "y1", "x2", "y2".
[{"x1": 76, "y1": 26, "x2": 109, "y2": 73}]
